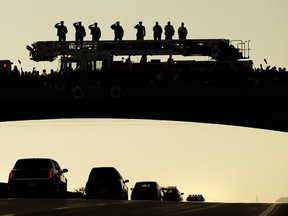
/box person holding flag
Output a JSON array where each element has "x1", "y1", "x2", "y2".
[{"x1": 18, "y1": 60, "x2": 23, "y2": 73}]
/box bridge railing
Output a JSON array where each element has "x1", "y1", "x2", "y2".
[{"x1": 231, "y1": 40, "x2": 250, "y2": 59}]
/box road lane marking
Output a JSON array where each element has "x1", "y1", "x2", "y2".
[
  {"x1": 259, "y1": 203, "x2": 277, "y2": 216},
  {"x1": 55, "y1": 207, "x2": 70, "y2": 210},
  {"x1": 54, "y1": 203, "x2": 107, "y2": 210}
]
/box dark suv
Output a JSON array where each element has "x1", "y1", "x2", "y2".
[
  {"x1": 8, "y1": 158, "x2": 68, "y2": 197},
  {"x1": 85, "y1": 167, "x2": 129, "y2": 199}
]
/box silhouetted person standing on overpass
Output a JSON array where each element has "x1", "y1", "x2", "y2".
[
  {"x1": 89, "y1": 22, "x2": 101, "y2": 41},
  {"x1": 54, "y1": 21, "x2": 68, "y2": 42},
  {"x1": 178, "y1": 22, "x2": 188, "y2": 40},
  {"x1": 111, "y1": 21, "x2": 124, "y2": 41},
  {"x1": 153, "y1": 22, "x2": 163, "y2": 40},
  {"x1": 164, "y1": 21, "x2": 175, "y2": 40},
  {"x1": 73, "y1": 21, "x2": 86, "y2": 42},
  {"x1": 134, "y1": 21, "x2": 146, "y2": 40}
]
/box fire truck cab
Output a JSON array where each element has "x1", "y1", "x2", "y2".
[{"x1": 0, "y1": 60, "x2": 12, "y2": 74}]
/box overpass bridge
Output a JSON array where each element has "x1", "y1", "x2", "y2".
[
  {"x1": 0, "y1": 83, "x2": 287, "y2": 132},
  {"x1": 1, "y1": 39, "x2": 287, "y2": 132}
]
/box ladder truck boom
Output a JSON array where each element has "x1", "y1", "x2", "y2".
[{"x1": 26, "y1": 39, "x2": 246, "y2": 62}]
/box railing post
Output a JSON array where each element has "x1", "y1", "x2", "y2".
[{"x1": 244, "y1": 40, "x2": 250, "y2": 59}]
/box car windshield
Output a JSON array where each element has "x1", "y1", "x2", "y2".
[{"x1": 14, "y1": 159, "x2": 52, "y2": 169}]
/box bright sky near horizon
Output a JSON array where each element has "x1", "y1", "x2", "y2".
[
  {"x1": 0, "y1": 0, "x2": 287, "y2": 72},
  {"x1": 0, "y1": 0, "x2": 287, "y2": 204},
  {"x1": 0, "y1": 119, "x2": 288, "y2": 203}
]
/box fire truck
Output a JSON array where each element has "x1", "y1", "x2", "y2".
[{"x1": 26, "y1": 39, "x2": 252, "y2": 75}]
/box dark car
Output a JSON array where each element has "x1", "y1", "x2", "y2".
[
  {"x1": 131, "y1": 181, "x2": 163, "y2": 200},
  {"x1": 161, "y1": 186, "x2": 184, "y2": 201},
  {"x1": 186, "y1": 194, "x2": 205, "y2": 202},
  {"x1": 85, "y1": 167, "x2": 129, "y2": 199},
  {"x1": 8, "y1": 158, "x2": 68, "y2": 197}
]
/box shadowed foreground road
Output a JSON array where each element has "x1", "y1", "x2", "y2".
[{"x1": 0, "y1": 199, "x2": 287, "y2": 216}]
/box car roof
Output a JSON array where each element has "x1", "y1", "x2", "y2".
[
  {"x1": 91, "y1": 167, "x2": 118, "y2": 170},
  {"x1": 90, "y1": 167, "x2": 120, "y2": 173},
  {"x1": 134, "y1": 181, "x2": 159, "y2": 187},
  {"x1": 136, "y1": 181, "x2": 158, "y2": 183},
  {"x1": 14, "y1": 158, "x2": 54, "y2": 163},
  {"x1": 162, "y1": 187, "x2": 179, "y2": 191},
  {"x1": 188, "y1": 194, "x2": 204, "y2": 197},
  {"x1": 16, "y1": 158, "x2": 53, "y2": 160}
]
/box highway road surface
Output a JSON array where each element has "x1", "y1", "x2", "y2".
[{"x1": 0, "y1": 198, "x2": 287, "y2": 216}]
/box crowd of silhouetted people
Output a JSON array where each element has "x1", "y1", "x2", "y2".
[
  {"x1": 1, "y1": 58, "x2": 287, "y2": 91},
  {"x1": 247, "y1": 64, "x2": 287, "y2": 85},
  {"x1": 54, "y1": 20, "x2": 188, "y2": 42}
]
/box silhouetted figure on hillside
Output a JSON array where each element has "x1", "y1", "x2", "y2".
[
  {"x1": 153, "y1": 22, "x2": 163, "y2": 40},
  {"x1": 89, "y1": 22, "x2": 101, "y2": 41},
  {"x1": 111, "y1": 21, "x2": 124, "y2": 41},
  {"x1": 178, "y1": 22, "x2": 188, "y2": 40},
  {"x1": 73, "y1": 21, "x2": 86, "y2": 42},
  {"x1": 134, "y1": 21, "x2": 146, "y2": 40},
  {"x1": 164, "y1": 21, "x2": 175, "y2": 40},
  {"x1": 54, "y1": 21, "x2": 68, "y2": 42}
]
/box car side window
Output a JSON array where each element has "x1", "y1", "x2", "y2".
[
  {"x1": 53, "y1": 160, "x2": 61, "y2": 173},
  {"x1": 119, "y1": 174, "x2": 124, "y2": 180}
]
